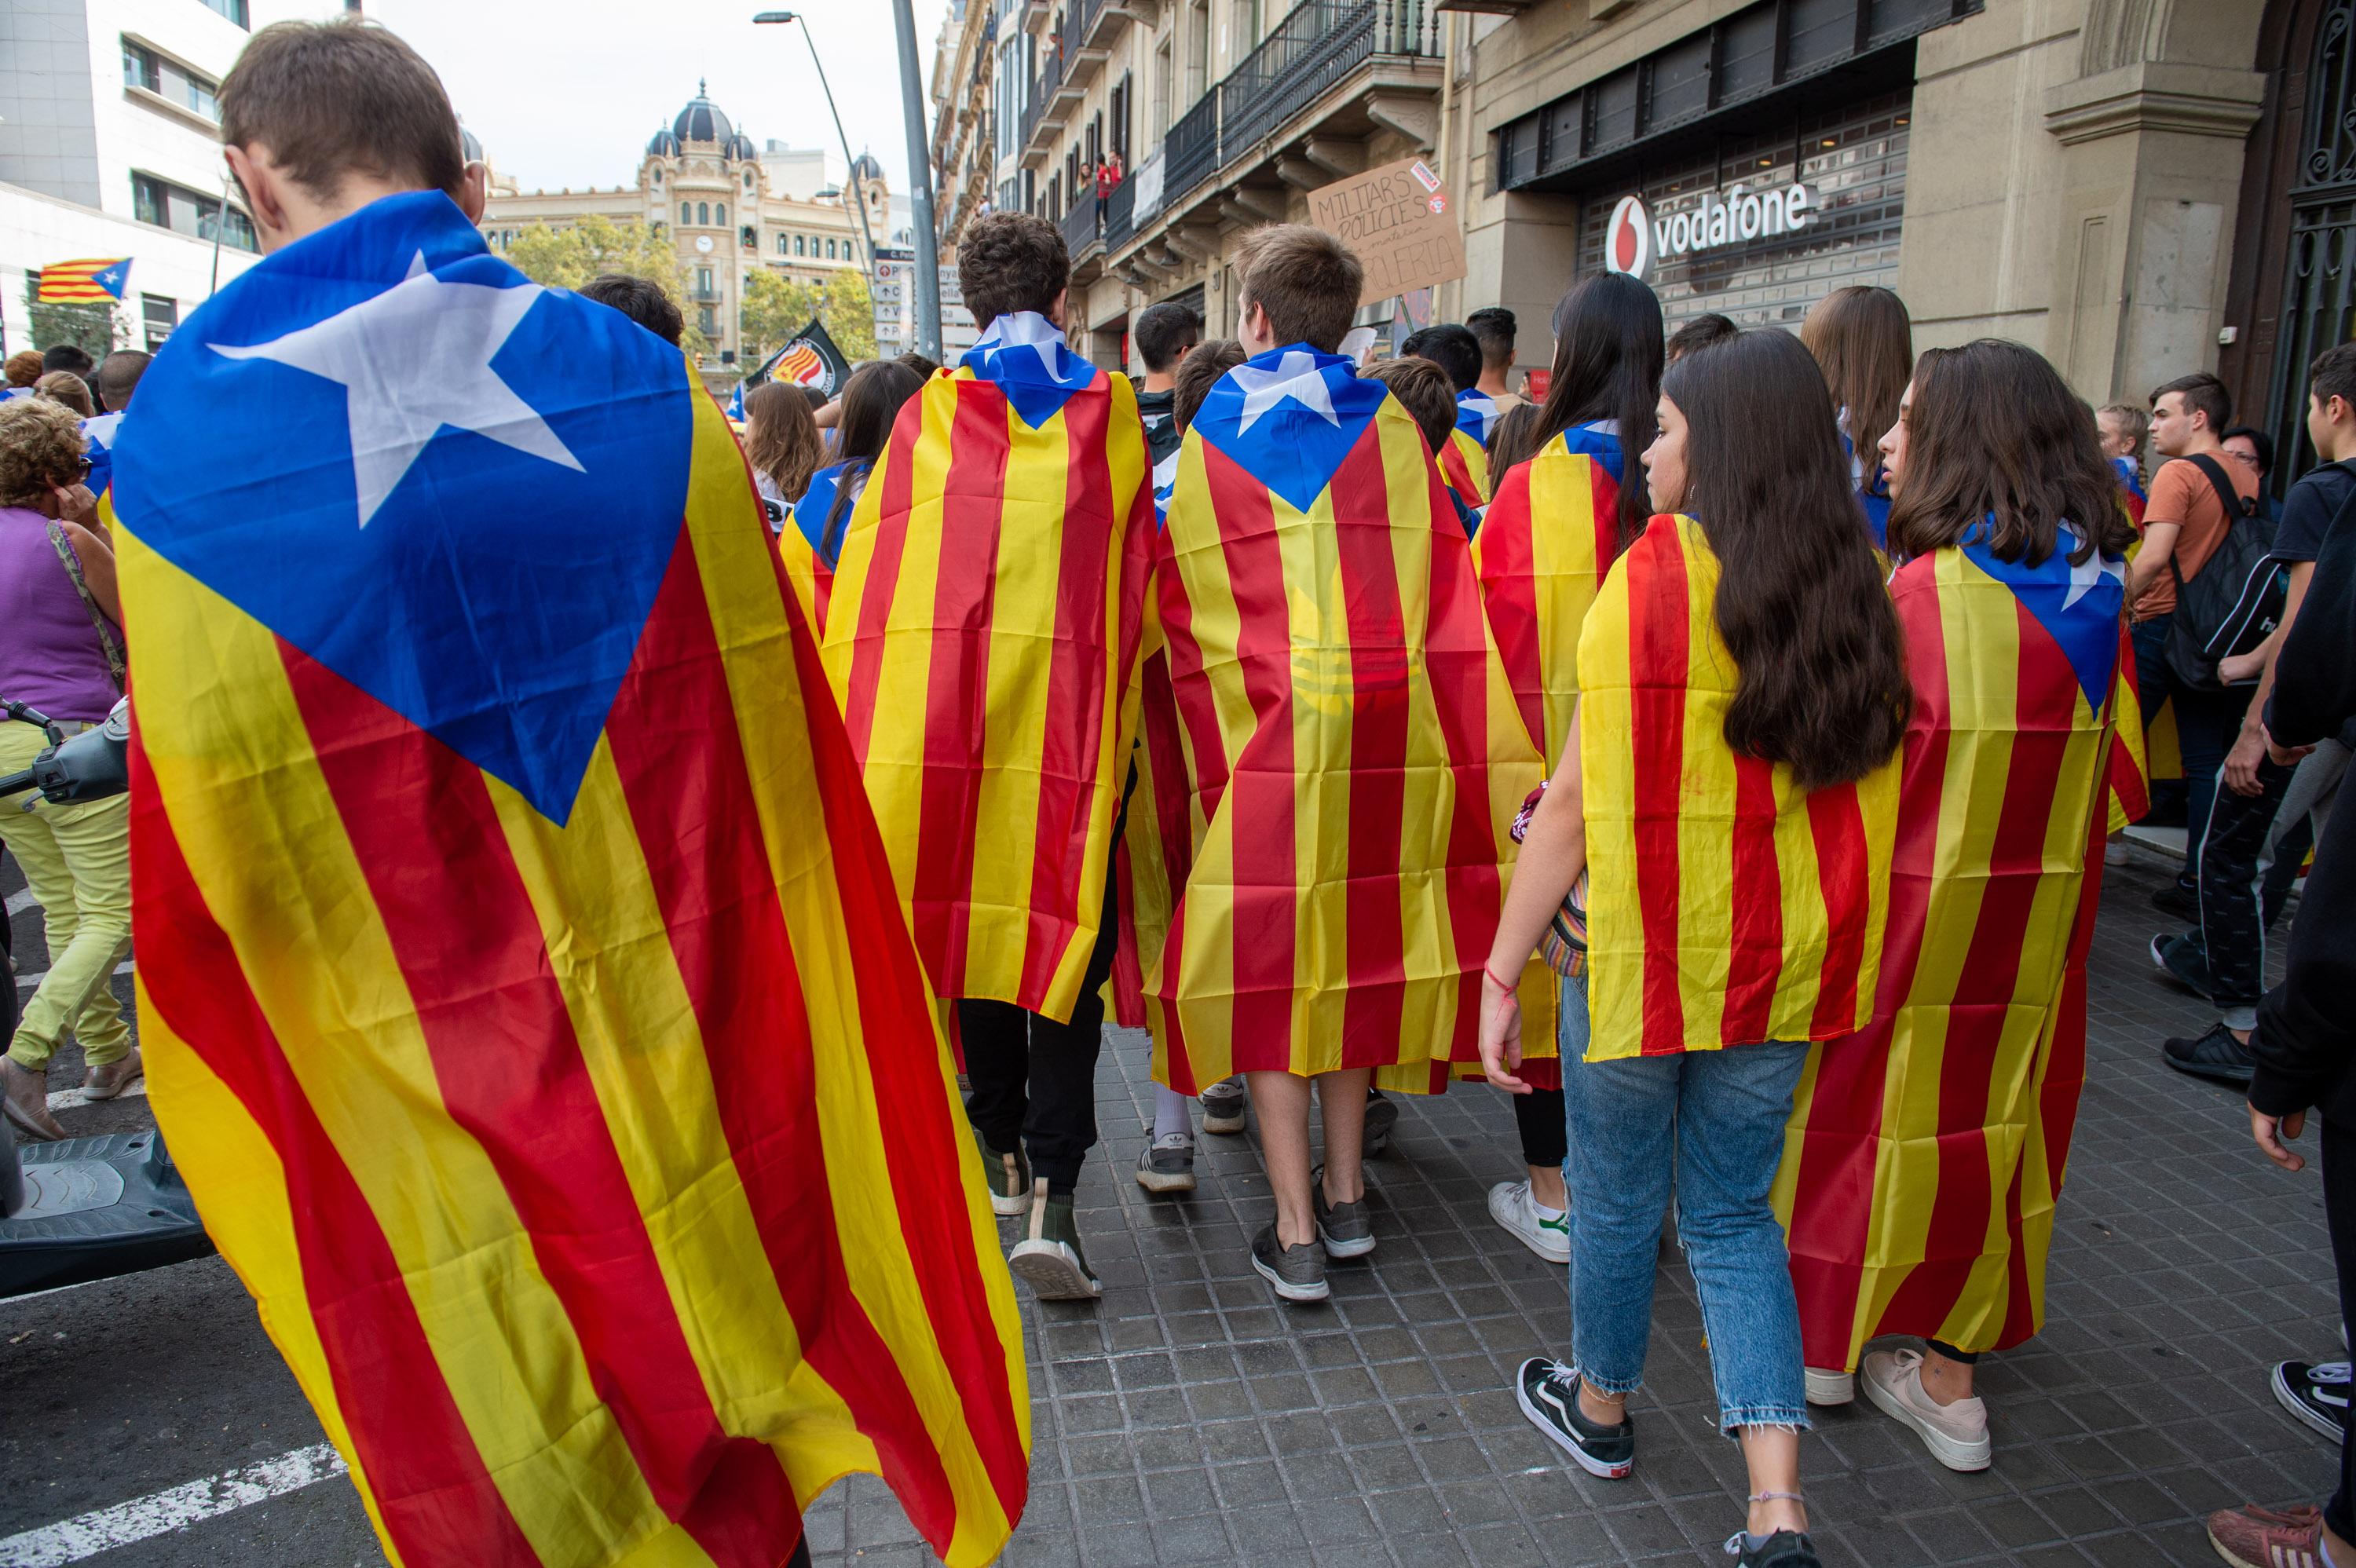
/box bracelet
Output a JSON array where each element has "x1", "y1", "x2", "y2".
[{"x1": 1481, "y1": 962, "x2": 1519, "y2": 993}]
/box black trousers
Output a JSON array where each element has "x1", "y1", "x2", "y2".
[
  {"x1": 1515, "y1": 1084, "x2": 1567, "y2": 1170},
  {"x1": 2198, "y1": 754, "x2": 2312, "y2": 1017},
  {"x1": 960, "y1": 772, "x2": 1132, "y2": 1194},
  {"x1": 2326, "y1": 1118, "x2": 2356, "y2": 1542}
]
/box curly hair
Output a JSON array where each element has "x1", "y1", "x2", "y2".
[
  {"x1": 957, "y1": 212, "x2": 1068, "y2": 325},
  {"x1": 4, "y1": 350, "x2": 43, "y2": 389},
  {"x1": 0, "y1": 397, "x2": 89, "y2": 508}
]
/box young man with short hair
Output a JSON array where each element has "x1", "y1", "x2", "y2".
[
  {"x1": 79, "y1": 350, "x2": 150, "y2": 500},
  {"x1": 1365, "y1": 355, "x2": 1476, "y2": 536},
  {"x1": 1665, "y1": 312, "x2": 1738, "y2": 365},
  {"x1": 2159, "y1": 346, "x2": 2356, "y2": 1097},
  {"x1": 819, "y1": 210, "x2": 1155, "y2": 1303},
  {"x1": 1465, "y1": 305, "x2": 1520, "y2": 411},
  {"x1": 2126, "y1": 371, "x2": 2264, "y2": 918},
  {"x1": 578, "y1": 272, "x2": 684, "y2": 348},
  {"x1": 1403, "y1": 322, "x2": 1491, "y2": 505},
  {"x1": 41, "y1": 345, "x2": 95, "y2": 380},
  {"x1": 1147, "y1": 224, "x2": 1537, "y2": 1303},
  {"x1": 1132, "y1": 299, "x2": 1200, "y2": 466}
]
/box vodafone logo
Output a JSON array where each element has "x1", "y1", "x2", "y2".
[{"x1": 1604, "y1": 195, "x2": 1652, "y2": 280}]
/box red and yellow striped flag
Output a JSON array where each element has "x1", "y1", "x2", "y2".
[
  {"x1": 36, "y1": 256, "x2": 130, "y2": 302},
  {"x1": 1439, "y1": 426, "x2": 1489, "y2": 509},
  {"x1": 1577, "y1": 515, "x2": 1901, "y2": 1060},
  {"x1": 1777, "y1": 532, "x2": 2126, "y2": 1368},
  {"x1": 820, "y1": 315, "x2": 1155, "y2": 1024},
  {"x1": 1143, "y1": 346, "x2": 1540, "y2": 1092},
  {"x1": 112, "y1": 192, "x2": 1026, "y2": 1568}
]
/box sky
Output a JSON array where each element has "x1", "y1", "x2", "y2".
[{"x1": 371, "y1": 0, "x2": 954, "y2": 198}]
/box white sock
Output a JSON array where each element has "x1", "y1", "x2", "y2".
[
  {"x1": 1531, "y1": 1195, "x2": 1567, "y2": 1222},
  {"x1": 1153, "y1": 1086, "x2": 1192, "y2": 1142}
]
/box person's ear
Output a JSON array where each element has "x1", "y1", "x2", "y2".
[
  {"x1": 224, "y1": 144, "x2": 293, "y2": 248},
  {"x1": 456, "y1": 161, "x2": 489, "y2": 225},
  {"x1": 1047, "y1": 288, "x2": 1069, "y2": 330}
]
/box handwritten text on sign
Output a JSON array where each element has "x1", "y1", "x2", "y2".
[{"x1": 1308, "y1": 158, "x2": 1469, "y2": 306}]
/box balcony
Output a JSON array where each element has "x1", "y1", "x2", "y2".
[
  {"x1": 1163, "y1": 90, "x2": 1220, "y2": 210},
  {"x1": 1103, "y1": 172, "x2": 1136, "y2": 250},
  {"x1": 1061, "y1": 192, "x2": 1105, "y2": 270},
  {"x1": 1077, "y1": 0, "x2": 1137, "y2": 51}
]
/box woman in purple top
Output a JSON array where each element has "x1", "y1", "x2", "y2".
[{"x1": 0, "y1": 396, "x2": 137, "y2": 1142}]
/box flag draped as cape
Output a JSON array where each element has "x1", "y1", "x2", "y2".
[
  {"x1": 1776, "y1": 528, "x2": 2124, "y2": 1368},
  {"x1": 1577, "y1": 514, "x2": 1900, "y2": 1061},
  {"x1": 818, "y1": 311, "x2": 1155, "y2": 1024},
  {"x1": 1143, "y1": 345, "x2": 1539, "y2": 1091},
  {"x1": 113, "y1": 192, "x2": 1028, "y2": 1568}
]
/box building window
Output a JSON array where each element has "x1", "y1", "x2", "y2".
[
  {"x1": 197, "y1": 0, "x2": 249, "y2": 26},
  {"x1": 697, "y1": 265, "x2": 714, "y2": 294},
  {"x1": 141, "y1": 294, "x2": 178, "y2": 351},
  {"x1": 794, "y1": 234, "x2": 806, "y2": 256},
  {"x1": 122, "y1": 39, "x2": 220, "y2": 121},
  {"x1": 680, "y1": 201, "x2": 691, "y2": 225},
  {"x1": 696, "y1": 201, "x2": 709, "y2": 225},
  {"x1": 131, "y1": 171, "x2": 256, "y2": 251},
  {"x1": 653, "y1": 168, "x2": 663, "y2": 185},
  {"x1": 744, "y1": 171, "x2": 755, "y2": 191},
  {"x1": 715, "y1": 201, "x2": 726, "y2": 225},
  {"x1": 777, "y1": 232, "x2": 789, "y2": 255},
  {"x1": 825, "y1": 236, "x2": 837, "y2": 259},
  {"x1": 698, "y1": 305, "x2": 716, "y2": 336}
]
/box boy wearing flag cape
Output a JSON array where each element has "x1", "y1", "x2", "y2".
[
  {"x1": 818, "y1": 212, "x2": 1156, "y2": 1303},
  {"x1": 110, "y1": 20, "x2": 1028, "y2": 1566},
  {"x1": 1147, "y1": 225, "x2": 1537, "y2": 1303}
]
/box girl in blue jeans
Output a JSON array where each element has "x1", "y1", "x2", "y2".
[{"x1": 1478, "y1": 328, "x2": 1909, "y2": 1568}]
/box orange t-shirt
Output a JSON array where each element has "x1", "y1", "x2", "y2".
[{"x1": 2135, "y1": 453, "x2": 2259, "y2": 619}]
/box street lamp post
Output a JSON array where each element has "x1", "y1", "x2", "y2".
[
  {"x1": 891, "y1": 0, "x2": 943, "y2": 360},
  {"x1": 752, "y1": 11, "x2": 881, "y2": 293}
]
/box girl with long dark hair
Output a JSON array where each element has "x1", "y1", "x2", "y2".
[
  {"x1": 743, "y1": 380, "x2": 824, "y2": 521},
  {"x1": 786, "y1": 359, "x2": 924, "y2": 627},
  {"x1": 1781, "y1": 340, "x2": 2133, "y2": 1474},
  {"x1": 1479, "y1": 328, "x2": 1909, "y2": 1568},
  {"x1": 1468, "y1": 271, "x2": 1663, "y2": 1267},
  {"x1": 1802, "y1": 285, "x2": 1913, "y2": 550}
]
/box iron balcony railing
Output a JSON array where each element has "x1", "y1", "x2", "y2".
[
  {"x1": 1061, "y1": 186, "x2": 1106, "y2": 260},
  {"x1": 1103, "y1": 172, "x2": 1136, "y2": 249},
  {"x1": 1163, "y1": 89, "x2": 1221, "y2": 207}
]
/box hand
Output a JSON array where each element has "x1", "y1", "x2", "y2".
[
  {"x1": 2218, "y1": 649, "x2": 2266, "y2": 685},
  {"x1": 1476, "y1": 973, "x2": 1529, "y2": 1095},
  {"x1": 50, "y1": 482, "x2": 96, "y2": 526},
  {"x1": 2265, "y1": 725, "x2": 2317, "y2": 769},
  {"x1": 2222, "y1": 726, "x2": 2268, "y2": 797},
  {"x1": 2252, "y1": 1103, "x2": 2307, "y2": 1173}
]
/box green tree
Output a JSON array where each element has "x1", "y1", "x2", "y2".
[
  {"x1": 503, "y1": 215, "x2": 707, "y2": 356},
  {"x1": 738, "y1": 265, "x2": 876, "y2": 367},
  {"x1": 23, "y1": 280, "x2": 121, "y2": 362}
]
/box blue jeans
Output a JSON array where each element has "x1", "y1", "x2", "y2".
[{"x1": 1559, "y1": 979, "x2": 1809, "y2": 1434}]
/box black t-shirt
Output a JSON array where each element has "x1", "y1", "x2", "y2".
[
  {"x1": 1136, "y1": 388, "x2": 1181, "y2": 466},
  {"x1": 2277, "y1": 460, "x2": 2356, "y2": 564}
]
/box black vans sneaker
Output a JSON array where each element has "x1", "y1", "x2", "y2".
[
  {"x1": 2273, "y1": 1360, "x2": 2351, "y2": 1443},
  {"x1": 1514, "y1": 1358, "x2": 1633, "y2": 1479},
  {"x1": 1723, "y1": 1530, "x2": 1821, "y2": 1567}
]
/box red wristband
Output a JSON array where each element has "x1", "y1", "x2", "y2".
[{"x1": 1482, "y1": 962, "x2": 1519, "y2": 993}]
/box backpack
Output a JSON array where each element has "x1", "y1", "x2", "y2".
[{"x1": 2162, "y1": 453, "x2": 2283, "y2": 692}]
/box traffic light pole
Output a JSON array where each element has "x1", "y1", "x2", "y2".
[{"x1": 892, "y1": 0, "x2": 943, "y2": 361}]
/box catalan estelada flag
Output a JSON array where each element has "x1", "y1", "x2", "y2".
[
  {"x1": 112, "y1": 191, "x2": 1027, "y2": 1568},
  {"x1": 1144, "y1": 345, "x2": 1540, "y2": 1092},
  {"x1": 1776, "y1": 525, "x2": 2126, "y2": 1368},
  {"x1": 2112, "y1": 455, "x2": 2148, "y2": 529},
  {"x1": 1577, "y1": 514, "x2": 1901, "y2": 1061},
  {"x1": 36, "y1": 256, "x2": 131, "y2": 302},
  {"x1": 779, "y1": 458, "x2": 858, "y2": 634},
  {"x1": 819, "y1": 310, "x2": 1155, "y2": 1024},
  {"x1": 1440, "y1": 426, "x2": 1488, "y2": 510}
]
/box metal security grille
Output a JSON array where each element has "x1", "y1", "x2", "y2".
[
  {"x1": 2260, "y1": 0, "x2": 2356, "y2": 477},
  {"x1": 1574, "y1": 90, "x2": 1911, "y2": 333}
]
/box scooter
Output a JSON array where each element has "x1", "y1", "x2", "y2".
[{"x1": 0, "y1": 699, "x2": 212, "y2": 1299}]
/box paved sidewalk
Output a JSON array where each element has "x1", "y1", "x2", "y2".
[{"x1": 807, "y1": 850, "x2": 2340, "y2": 1567}]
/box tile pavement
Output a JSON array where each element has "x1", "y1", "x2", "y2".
[{"x1": 808, "y1": 849, "x2": 2339, "y2": 1566}]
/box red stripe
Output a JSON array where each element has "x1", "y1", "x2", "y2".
[
  {"x1": 1474, "y1": 463, "x2": 1546, "y2": 752},
  {"x1": 840, "y1": 397, "x2": 926, "y2": 761},
  {"x1": 1803, "y1": 784, "x2": 1873, "y2": 1038},
  {"x1": 126, "y1": 749, "x2": 543, "y2": 1566},
  {"x1": 1590, "y1": 466, "x2": 1623, "y2": 569},
  {"x1": 812, "y1": 558, "x2": 835, "y2": 636},
  {"x1": 1622, "y1": 519, "x2": 1689, "y2": 1054},
  {"x1": 909, "y1": 385, "x2": 1009, "y2": 1000},
  {"x1": 1330, "y1": 425, "x2": 1412, "y2": 1067},
  {"x1": 1019, "y1": 388, "x2": 1117, "y2": 1011},
  {"x1": 1439, "y1": 435, "x2": 1481, "y2": 506},
  {"x1": 1718, "y1": 756, "x2": 1785, "y2": 1047},
  {"x1": 280, "y1": 634, "x2": 800, "y2": 1568},
  {"x1": 607, "y1": 528, "x2": 1023, "y2": 1531}
]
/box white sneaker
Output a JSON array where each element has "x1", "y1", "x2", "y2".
[
  {"x1": 2103, "y1": 839, "x2": 2131, "y2": 867},
  {"x1": 1805, "y1": 1367, "x2": 1856, "y2": 1405},
  {"x1": 1487, "y1": 1180, "x2": 1571, "y2": 1265},
  {"x1": 1861, "y1": 1347, "x2": 1991, "y2": 1471}
]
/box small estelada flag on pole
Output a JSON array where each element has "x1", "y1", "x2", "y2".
[{"x1": 36, "y1": 258, "x2": 132, "y2": 302}]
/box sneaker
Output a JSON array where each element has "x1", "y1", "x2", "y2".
[
  {"x1": 1199, "y1": 1077, "x2": 1246, "y2": 1135},
  {"x1": 1250, "y1": 1221, "x2": 1330, "y2": 1303},
  {"x1": 1803, "y1": 1367, "x2": 1855, "y2": 1406},
  {"x1": 2206, "y1": 1503, "x2": 2325, "y2": 1568},
  {"x1": 81, "y1": 1047, "x2": 142, "y2": 1102},
  {"x1": 2149, "y1": 932, "x2": 2216, "y2": 1000},
  {"x1": 2103, "y1": 839, "x2": 2132, "y2": 867},
  {"x1": 1363, "y1": 1087, "x2": 1399, "y2": 1157},
  {"x1": 1008, "y1": 1181, "x2": 1100, "y2": 1300},
  {"x1": 0, "y1": 1058, "x2": 65, "y2": 1142},
  {"x1": 2162, "y1": 1022, "x2": 2257, "y2": 1086},
  {"x1": 1312, "y1": 1168, "x2": 1374, "y2": 1259},
  {"x1": 1514, "y1": 1358, "x2": 1634, "y2": 1479},
  {"x1": 972, "y1": 1128, "x2": 1030, "y2": 1218},
  {"x1": 1860, "y1": 1347, "x2": 1991, "y2": 1471},
  {"x1": 1488, "y1": 1179, "x2": 1571, "y2": 1265},
  {"x1": 1135, "y1": 1131, "x2": 1197, "y2": 1194},
  {"x1": 1721, "y1": 1531, "x2": 1823, "y2": 1568},
  {"x1": 2152, "y1": 879, "x2": 2201, "y2": 922},
  {"x1": 2272, "y1": 1361, "x2": 2351, "y2": 1444}
]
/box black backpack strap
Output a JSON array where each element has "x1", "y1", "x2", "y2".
[{"x1": 2161, "y1": 455, "x2": 2254, "y2": 589}]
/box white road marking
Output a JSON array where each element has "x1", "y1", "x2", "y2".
[
  {"x1": 0, "y1": 1443, "x2": 347, "y2": 1566},
  {"x1": 43, "y1": 1080, "x2": 148, "y2": 1113},
  {"x1": 5, "y1": 888, "x2": 33, "y2": 916}
]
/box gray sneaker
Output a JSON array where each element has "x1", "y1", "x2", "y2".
[
  {"x1": 1250, "y1": 1222, "x2": 1330, "y2": 1303},
  {"x1": 973, "y1": 1128, "x2": 1030, "y2": 1218},
  {"x1": 1136, "y1": 1131, "x2": 1197, "y2": 1193},
  {"x1": 1363, "y1": 1088, "x2": 1399, "y2": 1157},
  {"x1": 1200, "y1": 1077, "x2": 1246, "y2": 1134},
  {"x1": 1312, "y1": 1168, "x2": 1375, "y2": 1259},
  {"x1": 1008, "y1": 1181, "x2": 1102, "y2": 1301}
]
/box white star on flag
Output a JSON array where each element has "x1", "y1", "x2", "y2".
[
  {"x1": 213, "y1": 252, "x2": 584, "y2": 528},
  {"x1": 2060, "y1": 528, "x2": 2127, "y2": 611},
  {"x1": 1231, "y1": 351, "x2": 1341, "y2": 436}
]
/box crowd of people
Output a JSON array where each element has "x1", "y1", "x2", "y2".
[{"x1": 2, "y1": 28, "x2": 2353, "y2": 1563}]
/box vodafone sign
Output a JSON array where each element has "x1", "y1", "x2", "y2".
[{"x1": 1603, "y1": 181, "x2": 1816, "y2": 280}]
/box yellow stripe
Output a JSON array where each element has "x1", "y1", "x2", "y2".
[{"x1": 119, "y1": 531, "x2": 675, "y2": 1565}]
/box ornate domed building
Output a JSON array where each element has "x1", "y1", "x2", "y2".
[{"x1": 478, "y1": 82, "x2": 891, "y2": 373}]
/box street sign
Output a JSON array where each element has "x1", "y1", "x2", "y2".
[{"x1": 874, "y1": 280, "x2": 905, "y2": 302}]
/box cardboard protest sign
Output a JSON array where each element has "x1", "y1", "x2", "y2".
[{"x1": 1308, "y1": 157, "x2": 1469, "y2": 305}]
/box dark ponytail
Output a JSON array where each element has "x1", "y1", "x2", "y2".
[
  {"x1": 1663, "y1": 330, "x2": 1910, "y2": 791},
  {"x1": 1531, "y1": 272, "x2": 1663, "y2": 554}
]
